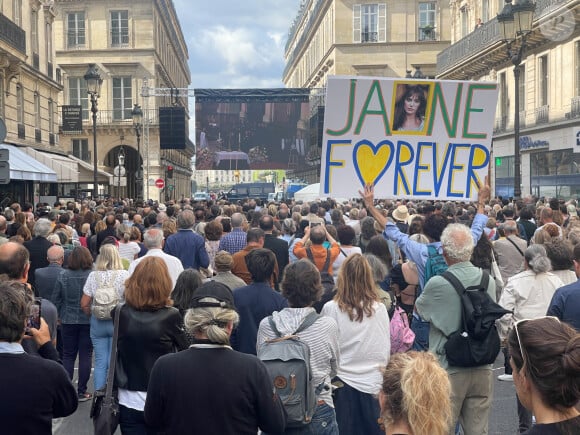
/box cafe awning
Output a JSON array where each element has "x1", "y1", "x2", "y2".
[
  {"x1": 0, "y1": 144, "x2": 57, "y2": 182},
  {"x1": 68, "y1": 154, "x2": 113, "y2": 184},
  {"x1": 23, "y1": 148, "x2": 79, "y2": 183}
]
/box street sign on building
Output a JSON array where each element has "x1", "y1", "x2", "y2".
[
  {"x1": 61, "y1": 106, "x2": 83, "y2": 133},
  {"x1": 112, "y1": 176, "x2": 127, "y2": 186},
  {"x1": 0, "y1": 161, "x2": 10, "y2": 184},
  {"x1": 155, "y1": 178, "x2": 165, "y2": 189}
]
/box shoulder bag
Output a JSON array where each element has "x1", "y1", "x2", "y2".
[{"x1": 90, "y1": 303, "x2": 122, "y2": 435}]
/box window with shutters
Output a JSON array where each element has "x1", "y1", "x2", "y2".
[
  {"x1": 68, "y1": 77, "x2": 89, "y2": 120},
  {"x1": 31, "y1": 8, "x2": 38, "y2": 55},
  {"x1": 111, "y1": 10, "x2": 129, "y2": 47},
  {"x1": 34, "y1": 93, "x2": 40, "y2": 130},
  {"x1": 67, "y1": 12, "x2": 85, "y2": 48},
  {"x1": 13, "y1": 0, "x2": 21, "y2": 27},
  {"x1": 353, "y1": 4, "x2": 386, "y2": 43},
  {"x1": 482, "y1": 0, "x2": 490, "y2": 22},
  {"x1": 113, "y1": 77, "x2": 132, "y2": 120},
  {"x1": 48, "y1": 99, "x2": 54, "y2": 134},
  {"x1": 16, "y1": 83, "x2": 23, "y2": 125},
  {"x1": 538, "y1": 55, "x2": 548, "y2": 106}
]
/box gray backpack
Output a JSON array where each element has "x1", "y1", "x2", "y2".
[{"x1": 258, "y1": 311, "x2": 320, "y2": 428}]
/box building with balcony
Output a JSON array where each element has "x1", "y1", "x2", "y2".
[
  {"x1": 282, "y1": 0, "x2": 452, "y2": 182},
  {"x1": 437, "y1": 0, "x2": 580, "y2": 199},
  {"x1": 54, "y1": 0, "x2": 194, "y2": 201},
  {"x1": 0, "y1": 0, "x2": 72, "y2": 205}
]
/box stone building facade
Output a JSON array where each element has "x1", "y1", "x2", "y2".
[
  {"x1": 437, "y1": 0, "x2": 580, "y2": 199},
  {"x1": 283, "y1": 0, "x2": 452, "y2": 183},
  {"x1": 54, "y1": 0, "x2": 194, "y2": 201}
]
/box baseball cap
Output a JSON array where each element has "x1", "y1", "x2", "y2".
[{"x1": 190, "y1": 281, "x2": 235, "y2": 310}]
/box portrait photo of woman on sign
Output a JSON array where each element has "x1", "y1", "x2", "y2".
[{"x1": 392, "y1": 83, "x2": 430, "y2": 133}]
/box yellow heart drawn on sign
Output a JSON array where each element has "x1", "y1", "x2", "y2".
[{"x1": 353, "y1": 141, "x2": 393, "y2": 186}]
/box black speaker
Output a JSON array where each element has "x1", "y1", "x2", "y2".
[{"x1": 159, "y1": 107, "x2": 186, "y2": 149}]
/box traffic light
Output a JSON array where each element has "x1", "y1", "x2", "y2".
[{"x1": 167, "y1": 165, "x2": 174, "y2": 178}]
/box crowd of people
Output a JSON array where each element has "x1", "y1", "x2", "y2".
[{"x1": 0, "y1": 187, "x2": 579, "y2": 434}]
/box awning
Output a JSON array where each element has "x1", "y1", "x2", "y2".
[
  {"x1": 0, "y1": 144, "x2": 57, "y2": 182},
  {"x1": 23, "y1": 148, "x2": 79, "y2": 183},
  {"x1": 67, "y1": 155, "x2": 113, "y2": 184}
]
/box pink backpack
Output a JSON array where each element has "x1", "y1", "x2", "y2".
[{"x1": 390, "y1": 306, "x2": 415, "y2": 354}]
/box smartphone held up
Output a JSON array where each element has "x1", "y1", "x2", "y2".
[{"x1": 25, "y1": 298, "x2": 41, "y2": 336}]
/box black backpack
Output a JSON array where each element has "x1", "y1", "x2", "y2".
[
  {"x1": 441, "y1": 270, "x2": 511, "y2": 367},
  {"x1": 305, "y1": 247, "x2": 335, "y2": 285}
]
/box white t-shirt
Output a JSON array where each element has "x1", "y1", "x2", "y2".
[
  {"x1": 332, "y1": 246, "x2": 362, "y2": 281},
  {"x1": 321, "y1": 299, "x2": 390, "y2": 394},
  {"x1": 83, "y1": 269, "x2": 129, "y2": 300},
  {"x1": 127, "y1": 249, "x2": 184, "y2": 289},
  {"x1": 117, "y1": 241, "x2": 140, "y2": 262}
]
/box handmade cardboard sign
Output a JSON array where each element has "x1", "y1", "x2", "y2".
[{"x1": 319, "y1": 77, "x2": 498, "y2": 200}]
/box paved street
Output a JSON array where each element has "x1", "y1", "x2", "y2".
[{"x1": 54, "y1": 356, "x2": 520, "y2": 434}]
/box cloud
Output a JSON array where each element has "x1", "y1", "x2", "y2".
[{"x1": 173, "y1": 0, "x2": 301, "y2": 88}]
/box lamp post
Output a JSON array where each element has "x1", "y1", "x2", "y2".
[
  {"x1": 497, "y1": 0, "x2": 536, "y2": 199},
  {"x1": 131, "y1": 103, "x2": 143, "y2": 199},
  {"x1": 84, "y1": 64, "x2": 103, "y2": 200}
]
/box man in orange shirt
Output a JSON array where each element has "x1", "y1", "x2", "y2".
[
  {"x1": 231, "y1": 228, "x2": 278, "y2": 287},
  {"x1": 293, "y1": 224, "x2": 340, "y2": 275}
]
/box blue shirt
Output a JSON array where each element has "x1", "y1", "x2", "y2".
[
  {"x1": 218, "y1": 228, "x2": 247, "y2": 255},
  {"x1": 547, "y1": 278, "x2": 580, "y2": 331},
  {"x1": 231, "y1": 282, "x2": 288, "y2": 355},
  {"x1": 164, "y1": 229, "x2": 210, "y2": 270}
]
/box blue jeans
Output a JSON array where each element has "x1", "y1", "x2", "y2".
[
  {"x1": 62, "y1": 323, "x2": 93, "y2": 395},
  {"x1": 90, "y1": 316, "x2": 113, "y2": 391},
  {"x1": 283, "y1": 403, "x2": 339, "y2": 435},
  {"x1": 411, "y1": 315, "x2": 430, "y2": 351},
  {"x1": 333, "y1": 378, "x2": 383, "y2": 435}
]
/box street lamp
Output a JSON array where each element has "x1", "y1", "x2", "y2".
[
  {"x1": 131, "y1": 103, "x2": 143, "y2": 199},
  {"x1": 117, "y1": 146, "x2": 125, "y2": 199},
  {"x1": 84, "y1": 64, "x2": 103, "y2": 200},
  {"x1": 497, "y1": 0, "x2": 536, "y2": 199}
]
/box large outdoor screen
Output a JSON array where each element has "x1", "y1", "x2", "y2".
[{"x1": 195, "y1": 89, "x2": 310, "y2": 170}]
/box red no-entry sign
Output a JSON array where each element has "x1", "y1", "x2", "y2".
[{"x1": 155, "y1": 178, "x2": 165, "y2": 189}]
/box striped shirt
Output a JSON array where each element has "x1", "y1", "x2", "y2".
[{"x1": 257, "y1": 307, "x2": 339, "y2": 407}]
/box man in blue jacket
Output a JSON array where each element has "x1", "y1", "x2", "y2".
[
  {"x1": 164, "y1": 209, "x2": 210, "y2": 271},
  {"x1": 231, "y1": 249, "x2": 287, "y2": 355}
]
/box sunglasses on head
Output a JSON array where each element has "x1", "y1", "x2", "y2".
[{"x1": 513, "y1": 316, "x2": 561, "y2": 372}]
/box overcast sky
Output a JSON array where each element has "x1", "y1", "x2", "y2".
[{"x1": 173, "y1": 0, "x2": 302, "y2": 89}]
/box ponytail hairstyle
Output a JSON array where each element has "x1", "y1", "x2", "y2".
[
  {"x1": 524, "y1": 244, "x2": 552, "y2": 274},
  {"x1": 116, "y1": 224, "x2": 131, "y2": 243},
  {"x1": 184, "y1": 304, "x2": 239, "y2": 345}
]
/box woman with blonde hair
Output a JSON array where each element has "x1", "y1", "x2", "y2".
[
  {"x1": 379, "y1": 351, "x2": 452, "y2": 435},
  {"x1": 321, "y1": 253, "x2": 390, "y2": 435},
  {"x1": 81, "y1": 244, "x2": 129, "y2": 392},
  {"x1": 115, "y1": 257, "x2": 188, "y2": 433}
]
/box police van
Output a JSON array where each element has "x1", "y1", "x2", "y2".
[{"x1": 225, "y1": 183, "x2": 275, "y2": 202}]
